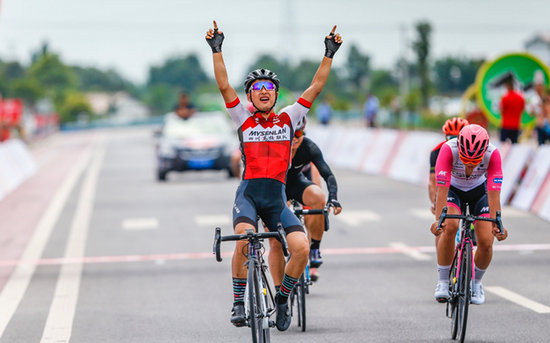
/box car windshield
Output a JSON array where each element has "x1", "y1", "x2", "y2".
[{"x1": 162, "y1": 112, "x2": 233, "y2": 139}]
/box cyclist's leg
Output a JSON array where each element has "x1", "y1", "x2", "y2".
[
  {"x1": 268, "y1": 234, "x2": 285, "y2": 288},
  {"x1": 231, "y1": 181, "x2": 258, "y2": 325},
  {"x1": 301, "y1": 183, "x2": 326, "y2": 268},
  {"x1": 434, "y1": 189, "x2": 460, "y2": 301},
  {"x1": 471, "y1": 194, "x2": 492, "y2": 304}
]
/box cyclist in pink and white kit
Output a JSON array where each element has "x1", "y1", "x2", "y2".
[
  {"x1": 430, "y1": 124, "x2": 508, "y2": 305},
  {"x1": 206, "y1": 20, "x2": 342, "y2": 331}
]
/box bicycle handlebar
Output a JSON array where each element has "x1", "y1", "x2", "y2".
[
  {"x1": 293, "y1": 203, "x2": 332, "y2": 231},
  {"x1": 213, "y1": 225, "x2": 289, "y2": 262},
  {"x1": 436, "y1": 206, "x2": 503, "y2": 234}
]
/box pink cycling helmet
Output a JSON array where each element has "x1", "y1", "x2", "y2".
[{"x1": 458, "y1": 124, "x2": 489, "y2": 164}]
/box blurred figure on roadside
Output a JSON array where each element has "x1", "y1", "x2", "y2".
[
  {"x1": 363, "y1": 92, "x2": 379, "y2": 128},
  {"x1": 389, "y1": 96, "x2": 402, "y2": 128},
  {"x1": 544, "y1": 93, "x2": 550, "y2": 140},
  {"x1": 499, "y1": 75, "x2": 525, "y2": 144},
  {"x1": 465, "y1": 100, "x2": 488, "y2": 129},
  {"x1": 173, "y1": 93, "x2": 196, "y2": 120},
  {"x1": 527, "y1": 74, "x2": 549, "y2": 145},
  {"x1": 428, "y1": 117, "x2": 469, "y2": 214},
  {"x1": 316, "y1": 97, "x2": 332, "y2": 125}
]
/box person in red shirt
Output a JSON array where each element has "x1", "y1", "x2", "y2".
[{"x1": 499, "y1": 78, "x2": 525, "y2": 143}]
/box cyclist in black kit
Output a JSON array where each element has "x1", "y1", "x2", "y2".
[{"x1": 269, "y1": 117, "x2": 342, "y2": 283}]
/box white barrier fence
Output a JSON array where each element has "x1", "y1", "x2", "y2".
[
  {"x1": 0, "y1": 139, "x2": 37, "y2": 201},
  {"x1": 309, "y1": 125, "x2": 550, "y2": 222}
]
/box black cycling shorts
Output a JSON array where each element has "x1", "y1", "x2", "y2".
[
  {"x1": 447, "y1": 183, "x2": 489, "y2": 216},
  {"x1": 285, "y1": 173, "x2": 315, "y2": 204},
  {"x1": 233, "y1": 179, "x2": 304, "y2": 235}
]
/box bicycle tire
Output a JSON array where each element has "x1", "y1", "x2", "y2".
[
  {"x1": 457, "y1": 243, "x2": 472, "y2": 343},
  {"x1": 449, "y1": 252, "x2": 459, "y2": 340},
  {"x1": 247, "y1": 259, "x2": 262, "y2": 343},
  {"x1": 298, "y1": 274, "x2": 306, "y2": 332}
]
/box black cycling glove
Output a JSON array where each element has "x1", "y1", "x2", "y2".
[
  {"x1": 324, "y1": 32, "x2": 341, "y2": 58},
  {"x1": 328, "y1": 195, "x2": 341, "y2": 209},
  {"x1": 206, "y1": 28, "x2": 224, "y2": 53}
]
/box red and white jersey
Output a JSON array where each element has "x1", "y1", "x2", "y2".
[
  {"x1": 226, "y1": 97, "x2": 311, "y2": 183},
  {"x1": 435, "y1": 138, "x2": 503, "y2": 192}
]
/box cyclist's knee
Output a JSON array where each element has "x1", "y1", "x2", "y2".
[
  {"x1": 234, "y1": 222, "x2": 255, "y2": 235},
  {"x1": 303, "y1": 185, "x2": 325, "y2": 208},
  {"x1": 287, "y1": 232, "x2": 309, "y2": 259}
]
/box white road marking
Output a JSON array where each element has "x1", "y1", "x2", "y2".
[
  {"x1": 389, "y1": 242, "x2": 431, "y2": 261},
  {"x1": 485, "y1": 286, "x2": 550, "y2": 314},
  {"x1": 409, "y1": 208, "x2": 434, "y2": 220},
  {"x1": 0, "y1": 147, "x2": 92, "y2": 338},
  {"x1": 41, "y1": 143, "x2": 105, "y2": 343},
  {"x1": 335, "y1": 210, "x2": 381, "y2": 227},
  {"x1": 195, "y1": 215, "x2": 232, "y2": 226},
  {"x1": 122, "y1": 218, "x2": 159, "y2": 230}
]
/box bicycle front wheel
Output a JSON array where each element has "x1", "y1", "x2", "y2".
[
  {"x1": 247, "y1": 259, "x2": 264, "y2": 343},
  {"x1": 456, "y1": 243, "x2": 472, "y2": 342}
]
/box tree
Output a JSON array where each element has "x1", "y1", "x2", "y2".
[
  {"x1": 72, "y1": 66, "x2": 130, "y2": 92},
  {"x1": 147, "y1": 54, "x2": 208, "y2": 92},
  {"x1": 434, "y1": 56, "x2": 485, "y2": 94},
  {"x1": 346, "y1": 44, "x2": 370, "y2": 92},
  {"x1": 58, "y1": 92, "x2": 93, "y2": 123},
  {"x1": 412, "y1": 21, "x2": 432, "y2": 108},
  {"x1": 11, "y1": 78, "x2": 44, "y2": 104},
  {"x1": 28, "y1": 53, "x2": 77, "y2": 94}
]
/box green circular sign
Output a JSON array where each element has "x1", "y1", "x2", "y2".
[{"x1": 475, "y1": 53, "x2": 550, "y2": 128}]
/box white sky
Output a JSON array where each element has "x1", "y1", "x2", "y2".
[{"x1": 1, "y1": 0, "x2": 549, "y2": 84}]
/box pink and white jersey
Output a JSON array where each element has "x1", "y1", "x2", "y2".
[
  {"x1": 226, "y1": 97, "x2": 311, "y2": 183},
  {"x1": 435, "y1": 138, "x2": 503, "y2": 192}
]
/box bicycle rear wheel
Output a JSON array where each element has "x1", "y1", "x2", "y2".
[
  {"x1": 293, "y1": 274, "x2": 307, "y2": 331},
  {"x1": 455, "y1": 243, "x2": 472, "y2": 342}
]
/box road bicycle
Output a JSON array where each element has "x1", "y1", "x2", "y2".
[
  {"x1": 436, "y1": 205, "x2": 502, "y2": 343},
  {"x1": 213, "y1": 224, "x2": 288, "y2": 343},
  {"x1": 288, "y1": 201, "x2": 331, "y2": 332}
]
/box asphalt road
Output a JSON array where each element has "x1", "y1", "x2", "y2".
[{"x1": 0, "y1": 127, "x2": 549, "y2": 342}]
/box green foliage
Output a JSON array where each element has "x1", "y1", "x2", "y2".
[
  {"x1": 147, "y1": 54, "x2": 208, "y2": 92},
  {"x1": 145, "y1": 84, "x2": 179, "y2": 115},
  {"x1": 57, "y1": 91, "x2": 93, "y2": 123},
  {"x1": 434, "y1": 56, "x2": 485, "y2": 94},
  {"x1": 346, "y1": 44, "x2": 370, "y2": 91},
  {"x1": 11, "y1": 78, "x2": 44, "y2": 104},
  {"x1": 72, "y1": 66, "x2": 130, "y2": 92},
  {"x1": 412, "y1": 21, "x2": 432, "y2": 108},
  {"x1": 28, "y1": 53, "x2": 78, "y2": 93}
]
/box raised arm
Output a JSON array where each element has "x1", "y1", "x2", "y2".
[
  {"x1": 300, "y1": 26, "x2": 343, "y2": 104},
  {"x1": 205, "y1": 20, "x2": 237, "y2": 103}
]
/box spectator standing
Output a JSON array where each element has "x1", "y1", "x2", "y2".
[
  {"x1": 173, "y1": 93, "x2": 196, "y2": 120},
  {"x1": 363, "y1": 92, "x2": 379, "y2": 128},
  {"x1": 499, "y1": 77, "x2": 525, "y2": 143},
  {"x1": 316, "y1": 98, "x2": 332, "y2": 125},
  {"x1": 527, "y1": 80, "x2": 549, "y2": 145}
]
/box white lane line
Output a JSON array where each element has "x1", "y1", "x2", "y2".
[
  {"x1": 41, "y1": 143, "x2": 105, "y2": 343},
  {"x1": 485, "y1": 286, "x2": 550, "y2": 314},
  {"x1": 335, "y1": 210, "x2": 381, "y2": 227},
  {"x1": 389, "y1": 242, "x2": 431, "y2": 261},
  {"x1": 195, "y1": 215, "x2": 232, "y2": 226},
  {"x1": 409, "y1": 208, "x2": 434, "y2": 220},
  {"x1": 122, "y1": 218, "x2": 159, "y2": 230},
  {"x1": 0, "y1": 147, "x2": 92, "y2": 338}
]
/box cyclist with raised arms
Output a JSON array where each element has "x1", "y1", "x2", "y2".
[
  {"x1": 428, "y1": 117, "x2": 469, "y2": 214},
  {"x1": 269, "y1": 117, "x2": 342, "y2": 284},
  {"x1": 205, "y1": 20, "x2": 342, "y2": 331},
  {"x1": 430, "y1": 124, "x2": 508, "y2": 305}
]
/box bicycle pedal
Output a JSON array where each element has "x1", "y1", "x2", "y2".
[{"x1": 269, "y1": 320, "x2": 276, "y2": 328}]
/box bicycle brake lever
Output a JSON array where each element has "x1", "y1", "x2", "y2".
[
  {"x1": 214, "y1": 227, "x2": 222, "y2": 262},
  {"x1": 437, "y1": 207, "x2": 448, "y2": 231},
  {"x1": 495, "y1": 210, "x2": 503, "y2": 234},
  {"x1": 277, "y1": 224, "x2": 289, "y2": 257}
]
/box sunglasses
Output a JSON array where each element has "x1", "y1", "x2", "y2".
[
  {"x1": 459, "y1": 154, "x2": 482, "y2": 166},
  {"x1": 251, "y1": 81, "x2": 276, "y2": 92},
  {"x1": 294, "y1": 130, "x2": 304, "y2": 138}
]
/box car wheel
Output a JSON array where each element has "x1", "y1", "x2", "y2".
[{"x1": 157, "y1": 170, "x2": 168, "y2": 182}]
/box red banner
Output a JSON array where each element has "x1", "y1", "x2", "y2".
[{"x1": 0, "y1": 99, "x2": 23, "y2": 125}]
